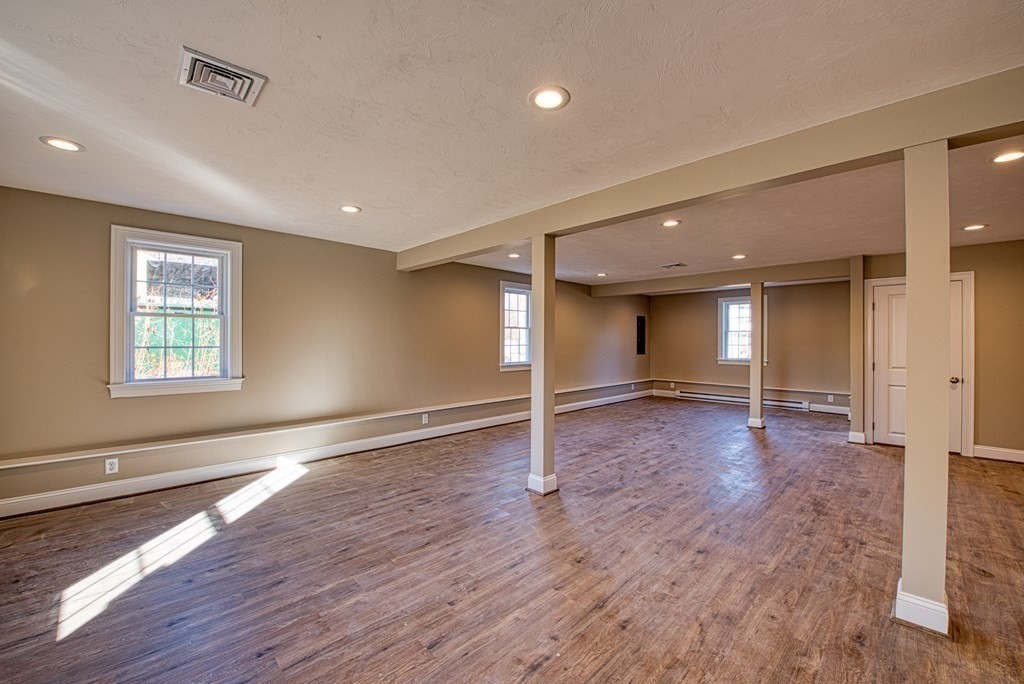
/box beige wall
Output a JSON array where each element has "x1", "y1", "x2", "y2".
[
  {"x1": 0, "y1": 187, "x2": 649, "y2": 460},
  {"x1": 557, "y1": 280, "x2": 649, "y2": 387},
  {"x1": 650, "y1": 281, "x2": 851, "y2": 404},
  {"x1": 865, "y1": 240, "x2": 1024, "y2": 451}
]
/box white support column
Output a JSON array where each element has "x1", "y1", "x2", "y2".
[
  {"x1": 848, "y1": 255, "x2": 866, "y2": 443},
  {"x1": 527, "y1": 234, "x2": 558, "y2": 495},
  {"x1": 893, "y1": 140, "x2": 951, "y2": 635},
  {"x1": 748, "y1": 282, "x2": 765, "y2": 429}
]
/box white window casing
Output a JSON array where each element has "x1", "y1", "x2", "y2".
[
  {"x1": 718, "y1": 295, "x2": 768, "y2": 365},
  {"x1": 109, "y1": 225, "x2": 243, "y2": 397},
  {"x1": 500, "y1": 281, "x2": 532, "y2": 370}
]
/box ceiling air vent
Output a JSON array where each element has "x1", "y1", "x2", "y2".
[
  {"x1": 661, "y1": 262, "x2": 688, "y2": 269},
  {"x1": 178, "y1": 47, "x2": 267, "y2": 106}
]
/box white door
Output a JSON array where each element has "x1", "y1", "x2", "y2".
[
  {"x1": 948, "y1": 280, "x2": 964, "y2": 451},
  {"x1": 873, "y1": 280, "x2": 964, "y2": 452}
]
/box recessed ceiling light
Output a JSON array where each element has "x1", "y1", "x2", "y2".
[
  {"x1": 661, "y1": 219, "x2": 680, "y2": 227},
  {"x1": 340, "y1": 205, "x2": 361, "y2": 213},
  {"x1": 732, "y1": 254, "x2": 747, "y2": 260},
  {"x1": 993, "y1": 151, "x2": 1024, "y2": 163},
  {"x1": 39, "y1": 136, "x2": 84, "y2": 152},
  {"x1": 529, "y1": 86, "x2": 570, "y2": 111},
  {"x1": 961, "y1": 224, "x2": 987, "y2": 231},
  {"x1": 596, "y1": 273, "x2": 607, "y2": 277},
  {"x1": 508, "y1": 253, "x2": 520, "y2": 259}
]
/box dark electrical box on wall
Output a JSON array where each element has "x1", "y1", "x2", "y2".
[{"x1": 636, "y1": 315, "x2": 647, "y2": 355}]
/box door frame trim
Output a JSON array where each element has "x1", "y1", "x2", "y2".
[{"x1": 863, "y1": 272, "x2": 975, "y2": 455}]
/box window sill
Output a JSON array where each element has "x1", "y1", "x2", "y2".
[
  {"x1": 717, "y1": 359, "x2": 769, "y2": 366},
  {"x1": 500, "y1": 364, "x2": 531, "y2": 373},
  {"x1": 109, "y1": 377, "x2": 244, "y2": 398}
]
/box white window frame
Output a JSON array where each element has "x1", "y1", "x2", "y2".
[
  {"x1": 109, "y1": 225, "x2": 243, "y2": 398},
  {"x1": 718, "y1": 295, "x2": 768, "y2": 365},
  {"x1": 500, "y1": 281, "x2": 532, "y2": 371}
]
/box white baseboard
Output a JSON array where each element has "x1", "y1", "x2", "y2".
[
  {"x1": 0, "y1": 454, "x2": 283, "y2": 520},
  {"x1": 526, "y1": 473, "x2": 558, "y2": 495},
  {"x1": 893, "y1": 578, "x2": 949, "y2": 635},
  {"x1": 809, "y1": 403, "x2": 851, "y2": 416},
  {"x1": 666, "y1": 390, "x2": 809, "y2": 411},
  {"x1": 848, "y1": 432, "x2": 867, "y2": 444},
  {"x1": 0, "y1": 387, "x2": 651, "y2": 518},
  {"x1": 555, "y1": 390, "x2": 651, "y2": 415},
  {"x1": 973, "y1": 445, "x2": 1024, "y2": 464},
  {"x1": 747, "y1": 417, "x2": 766, "y2": 429},
  {"x1": 699, "y1": 392, "x2": 806, "y2": 411},
  {"x1": 657, "y1": 389, "x2": 853, "y2": 417},
  {"x1": 654, "y1": 378, "x2": 849, "y2": 398},
  {"x1": 0, "y1": 412, "x2": 522, "y2": 518}
]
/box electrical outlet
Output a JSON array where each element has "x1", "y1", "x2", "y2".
[
  {"x1": 104, "y1": 457, "x2": 119, "y2": 475},
  {"x1": 631, "y1": 383, "x2": 635, "y2": 390},
  {"x1": 670, "y1": 382, "x2": 675, "y2": 389},
  {"x1": 827, "y1": 394, "x2": 834, "y2": 403},
  {"x1": 421, "y1": 413, "x2": 429, "y2": 425}
]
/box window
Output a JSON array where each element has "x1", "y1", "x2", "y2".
[
  {"x1": 109, "y1": 225, "x2": 243, "y2": 397},
  {"x1": 501, "y1": 281, "x2": 531, "y2": 369},
  {"x1": 718, "y1": 295, "x2": 767, "y2": 364}
]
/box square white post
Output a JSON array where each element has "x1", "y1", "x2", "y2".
[
  {"x1": 527, "y1": 234, "x2": 558, "y2": 495},
  {"x1": 894, "y1": 140, "x2": 951, "y2": 635},
  {"x1": 748, "y1": 282, "x2": 765, "y2": 429}
]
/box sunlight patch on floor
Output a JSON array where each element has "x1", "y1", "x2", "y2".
[
  {"x1": 55, "y1": 458, "x2": 309, "y2": 641},
  {"x1": 56, "y1": 511, "x2": 216, "y2": 641},
  {"x1": 216, "y1": 458, "x2": 308, "y2": 524}
]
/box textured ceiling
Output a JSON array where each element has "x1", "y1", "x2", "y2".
[
  {"x1": 462, "y1": 136, "x2": 1024, "y2": 284},
  {"x1": 1, "y1": 1, "x2": 1022, "y2": 252}
]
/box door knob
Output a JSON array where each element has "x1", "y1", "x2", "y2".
[{"x1": 950, "y1": 377, "x2": 960, "y2": 384}]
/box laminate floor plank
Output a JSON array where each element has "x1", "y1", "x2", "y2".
[{"x1": 1, "y1": 398, "x2": 1022, "y2": 682}]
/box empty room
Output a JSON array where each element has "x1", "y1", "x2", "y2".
[{"x1": 2, "y1": 2, "x2": 1023, "y2": 681}]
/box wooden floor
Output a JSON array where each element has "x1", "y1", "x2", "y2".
[{"x1": 2, "y1": 398, "x2": 1023, "y2": 683}]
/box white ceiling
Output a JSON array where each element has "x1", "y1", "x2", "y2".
[
  {"x1": 1, "y1": 1, "x2": 1022, "y2": 253},
  {"x1": 462, "y1": 135, "x2": 1024, "y2": 284}
]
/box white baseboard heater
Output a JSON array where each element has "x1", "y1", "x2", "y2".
[{"x1": 674, "y1": 390, "x2": 809, "y2": 411}]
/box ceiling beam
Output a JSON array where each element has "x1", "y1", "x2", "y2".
[
  {"x1": 591, "y1": 259, "x2": 851, "y2": 297},
  {"x1": 397, "y1": 66, "x2": 1024, "y2": 272}
]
